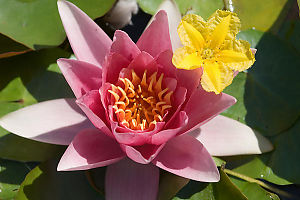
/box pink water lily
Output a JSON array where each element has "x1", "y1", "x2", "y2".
[{"x1": 0, "y1": 0, "x2": 273, "y2": 199}]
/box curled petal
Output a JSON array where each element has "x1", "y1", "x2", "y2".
[
  {"x1": 172, "y1": 47, "x2": 202, "y2": 70},
  {"x1": 120, "y1": 144, "x2": 165, "y2": 164},
  {"x1": 58, "y1": 129, "x2": 124, "y2": 171},
  {"x1": 106, "y1": 158, "x2": 159, "y2": 200}
]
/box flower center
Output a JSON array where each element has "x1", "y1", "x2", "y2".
[
  {"x1": 201, "y1": 48, "x2": 214, "y2": 59},
  {"x1": 108, "y1": 70, "x2": 173, "y2": 131}
]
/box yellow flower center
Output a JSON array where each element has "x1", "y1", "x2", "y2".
[
  {"x1": 108, "y1": 70, "x2": 173, "y2": 131},
  {"x1": 201, "y1": 48, "x2": 214, "y2": 60}
]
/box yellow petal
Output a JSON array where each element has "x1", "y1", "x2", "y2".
[
  {"x1": 178, "y1": 20, "x2": 205, "y2": 51},
  {"x1": 207, "y1": 10, "x2": 241, "y2": 49},
  {"x1": 172, "y1": 47, "x2": 203, "y2": 70},
  {"x1": 201, "y1": 61, "x2": 234, "y2": 94},
  {"x1": 219, "y1": 39, "x2": 255, "y2": 71},
  {"x1": 181, "y1": 14, "x2": 208, "y2": 40}
]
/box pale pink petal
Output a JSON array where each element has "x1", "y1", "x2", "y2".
[
  {"x1": 0, "y1": 99, "x2": 93, "y2": 145},
  {"x1": 111, "y1": 30, "x2": 141, "y2": 61},
  {"x1": 176, "y1": 68, "x2": 202, "y2": 100},
  {"x1": 57, "y1": 129, "x2": 124, "y2": 171},
  {"x1": 181, "y1": 89, "x2": 236, "y2": 134},
  {"x1": 137, "y1": 10, "x2": 172, "y2": 57},
  {"x1": 57, "y1": 0, "x2": 112, "y2": 66},
  {"x1": 57, "y1": 58, "x2": 102, "y2": 98},
  {"x1": 190, "y1": 115, "x2": 273, "y2": 156},
  {"x1": 153, "y1": 134, "x2": 220, "y2": 182},
  {"x1": 76, "y1": 90, "x2": 112, "y2": 137},
  {"x1": 102, "y1": 53, "x2": 130, "y2": 85},
  {"x1": 120, "y1": 144, "x2": 165, "y2": 164},
  {"x1": 106, "y1": 158, "x2": 159, "y2": 200},
  {"x1": 155, "y1": 0, "x2": 182, "y2": 50}
]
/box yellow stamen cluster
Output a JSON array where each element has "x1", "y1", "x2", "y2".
[{"x1": 108, "y1": 70, "x2": 173, "y2": 131}]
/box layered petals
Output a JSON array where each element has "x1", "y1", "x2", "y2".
[
  {"x1": 182, "y1": 88, "x2": 236, "y2": 134},
  {"x1": 76, "y1": 90, "x2": 112, "y2": 137},
  {"x1": 57, "y1": 58, "x2": 102, "y2": 98},
  {"x1": 191, "y1": 115, "x2": 274, "y2": 156},
  {"x1": 153, "y1": 134, "x2": 220, "y2": 182},
  {"x1": 137, "y1": 10, "x2": 172, "y2": 57},
  {"x1": 57, "y1": 0, "x2": 112, "y2": 67},
  {"x1": 57, "y1": 129, "x2": 125, "y2": 171},
  {"x1": 106, "y1": 158, "x2": 159, "y2": 200},
  {"x1": 0, "y1": 99, "x2": 93, "y2": 145}
]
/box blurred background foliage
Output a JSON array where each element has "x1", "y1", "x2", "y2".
[{"x1": 0, "y1": 0, "x2": 299, "y2": 199}]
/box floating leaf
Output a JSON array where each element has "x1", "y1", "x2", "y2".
[{"x1": 0, "y1": 0, "x2": 116, "y2": 49}]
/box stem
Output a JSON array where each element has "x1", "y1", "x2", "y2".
[
  {"x1": 224, "y1": 169, "x2": 292, "y2": 198},
  {"x1": 85, "y1": 170, "x2": 105, "y2": 195}
]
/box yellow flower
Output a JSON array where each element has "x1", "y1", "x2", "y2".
[{"x1": 172, "y1": 10, "x2": 255, "y2": 94}]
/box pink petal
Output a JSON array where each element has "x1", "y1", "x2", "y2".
[
  {"x1": 137, "y1": 10, "x2": 172, "y2": 57},
  {"x1": 154, "y1": 0, "x2": 182, "y2": 50},
  {"x1": 111, "y1": 30, "x2": 141, "y2": 61},
  {"x1": 102, "y1": 53, "x2": 130, "y2": 85},
  {"x1": 57, "y1": 129, "x2": 124, "y2": 171},
  {"x1": 152, "y1": 111, "x2": 188, "y2": 145},
  {"x1": 57, "y1": 0, "x2": 112, "y2": 67},
  {"x1": 0, "y1": 99, "x2": 93, "y2": 145},
  {"x1": 190, "y1": 115, "x2": 273, "y2": 156},
  {"x1": 181, "y1": 89, "x2": 236, "y2": 134},
  {"x1": 251, "y1": 48, "x2": 257, "y2": 55},
  {"x1": 176, "y1": 68, "x2": 203, "y2": 101},
  {"x1": 106, "y1": 158, "x2": 159, "y2": 200},
  {"x1": 127, "y1": 51, "x2": 155, "y2": 76},
  {"x1": 153, "y1": 134, "x2": 220, "y2": 182},
  {"x1": 120, "y1": 144, "x2": 165, "y2": 164},
  {"x1": 155, "y1": 50, "x2": 176, "y2": 78},
  {"x1": 57, "y1": 58, "x2": 102, "y2": 99},
  {"x1": 76, "y1": 90, "x2": 112, "y2": 137}
]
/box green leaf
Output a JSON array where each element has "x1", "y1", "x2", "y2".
[
  {"x1": 0, "y1": 0, "x2": 116, "y2": 49},
  {"x1": 229, "y1": 180, "x2": 280, "y2": 200},
  {"x1": 15, "y1": 159, "x2": 103, "y2": 200},
  {"x1": 173, "y1": 169, "x2": 247, "y2": 200},
  {"x1": 224, "y1": 31, "x2": 300, "y2": 136},
  {"x1": 0, "y1": 159, "x2": 33, "y2": 200},
  {"x1": 137, "y1": 0, "x2": 224, "y2": 19},
  {"x1": 0, "y1": 34, "x2": 29, "y2": 59},
  {"x1": 223, "y1": 0, "x2": 294, "y2": 31},
  {"x1": 237, "y1": 29, "x2": 264, "y2": 48}
]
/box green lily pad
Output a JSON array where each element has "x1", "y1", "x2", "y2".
[
  {"x1": 0, "y1": 159, "x2": 34, "y2": 200},
  {"x1": 223, "y1": 0, "x2": 294, "y2": 31},
  {"x1": 0, "y1": 0, "x2": 116, "y2": 49},
  {"x1": 0, "y1": 34, "x2": 29, "y2": 59},
  {"x1": 15, "y1": 159, "x2": 103, "y2": 200},
  {"x1": 173, "y1": 169, "x2": 247, "y2": 200},
  {"x1": 137, "y1": 0, "x2": 224, "y2": 20}
]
